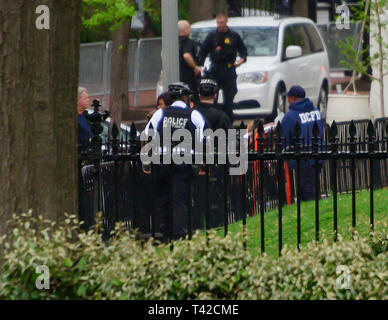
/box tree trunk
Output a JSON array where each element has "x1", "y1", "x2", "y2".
[
  {"x1": 189, "y1": 0, "x2": 227, "y2": 23},
  {"x1": 290, "y1": 0, "x2": 309, "y2": 18},
  {"x1": 375, "y1": 0, "x2": 385, "y2": 118},
  {"x1": 370, "y1": 0, "x2": 388, "y2": 119},
  {"x1": 214, "y1": 0, "x2": 228, "y2": 16},
  {"x1": 110, "y1": 21, "x2": 131, "y2": 129},
  {"x1": 0, "y1": 0, "x2": 81, "y2": 235}
]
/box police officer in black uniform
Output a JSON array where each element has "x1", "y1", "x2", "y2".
[
  {"x1": 178, "y1": 20, "x2": 201, "y2": 102},
  {"x1": 144, "y1": 82, "x2": 206, "y2": 241},
  {"x1": 195, "y1": 78, "x2": 232, "y2": 131},
  {"x1": 198, "y1": 12, "x2": 248, "y2": 123},
  {"x1": 192, "y1": 79, "x2": 233, "y2": 229}
]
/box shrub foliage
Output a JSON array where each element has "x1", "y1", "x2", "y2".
[{"x1": 0, "y1": 212, "x2": 386, "y2": 300}]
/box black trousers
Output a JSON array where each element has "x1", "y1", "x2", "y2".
[
  {"x1": 180, "y1": 74, "x2": 200, "y2": 104},
  {"x1": 290, "y1": 165, "x2": 322, "y2": 202},
  {"x1": 156, "y1": 164, "x2": 190, "y2": 241},
  {"x1": 209, "y1": 65, "x2": 237, "y2": 122}
]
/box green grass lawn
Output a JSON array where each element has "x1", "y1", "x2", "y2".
[{"x1": 214, "y1": 188, "x2": 388, "y2": 257}]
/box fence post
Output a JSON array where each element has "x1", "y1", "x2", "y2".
[
  {"x1": 329, "y1": 121, "x2": 338, "y2": 242},
  {"x1": 349, "y1": 120, "x2": 357, "y2": 234},
  {"x1": 239, "y1": 121, "x2": 247, "y2": 250},
  {"x1": 293, "y1": 121, "x2": 302, "y2": 250},
  {"x1": 224, "y1": 131, "x2": 229, "y2": 237},
  {"x1": 111, "y1": 123, "x2": 119, "y2": 235},
  {"x1": 275, "y1": 121, "x2": 283, "y2": 256},
  {"x1": 130, "y1": 122, "x2": 138, "y2": 233},
  {"x1": 367, "y1": 120, "x2": 375, "y2": 234},
  {"x1": 257, "y1": 120, "x2": 265, "y2": 254},
  {"x1": 312, "y1": 121, "x2": 320, "y2": 242}
]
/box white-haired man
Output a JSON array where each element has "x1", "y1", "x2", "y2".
[{"x1": 77, "y1": 87, "x2": 90, "y2": 151}]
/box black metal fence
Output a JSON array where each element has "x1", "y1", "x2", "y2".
[
  {"x1": 78, "y1": 116, "x2": 388, "y2": 255},
  {"x1": 228, "y1": 0, "x2": 290, "y2": 17}
]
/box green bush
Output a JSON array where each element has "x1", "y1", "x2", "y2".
[{"x1": 0, "y1": 212, "x2": 386, "y2": 300}]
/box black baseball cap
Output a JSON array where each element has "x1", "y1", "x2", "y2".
[{"x1": 283, "y1": 85, "x2": 306, "y2": 98}]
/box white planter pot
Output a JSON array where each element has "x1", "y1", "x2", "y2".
[{"x1": 326, "y1": 94, "x2": 370, "y2": 125}]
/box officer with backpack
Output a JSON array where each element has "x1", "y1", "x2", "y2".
[{"x1": 144, "y1": 82, "x2": 206, "y2": 241}]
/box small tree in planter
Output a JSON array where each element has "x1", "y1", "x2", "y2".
[{"x1": 338, "y1": 0, "x2": 388, "y2": 118}]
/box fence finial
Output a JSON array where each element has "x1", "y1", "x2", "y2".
[
  {"x1": 349, "y1": 120, "x2": 356, "y2": 138},
  {"x1": 386, "y1": 120, "x2": 388, "y2": 137},
  {"x1": 312, "y1": 121, "x2": 319, "y2": 138},
  {"x1": 275, "y1": 121, "x2": 282, "y2": 136},
  {"x1": 330, "y1": 121, "x2": 338, "y2": 153},
  {"x1": 257, "y1": 120, "x2": 264, "y2": 136},
  {"x1": 275, "y1": 121, "x2": 283, "y2": 153},
  {"x1": 330, "y1": 121, "x2": 338, "y2": 138},
  {"x1": 130, "y1": 123, "x2": 137, "y2": 139},
  {"x1": 294, "y1": 121, "x2": 301, "y2": 137},
  {"x1": 367, "y1": 120, "x2": 375, "y2": 138},
  {"x1": 111, "y1": 122, "x2": 119, "y2": 140},
  {"x1": 130, "y1": 122, "x2": 137, "y2": 154}
]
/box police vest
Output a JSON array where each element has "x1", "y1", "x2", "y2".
[
  {"x1": 211, "y1": 31, "x2": 237, "y2": 65},
  {"x1": 158, "y1": 106, "x2": 197, "y2": 150}
]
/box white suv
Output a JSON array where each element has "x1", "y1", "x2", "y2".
[{"x1": 190, "y1": 16, "x2": 330, "y2": 119}]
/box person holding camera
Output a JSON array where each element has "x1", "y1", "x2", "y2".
[{"x1": 77, "y1": 87, "x2": 91, "y2": 152}]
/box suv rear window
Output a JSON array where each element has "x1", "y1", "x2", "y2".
[{"x1": 304, "y1": 24, "x2": 324, "y2": 53}]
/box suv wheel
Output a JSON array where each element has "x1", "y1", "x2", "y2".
[{"x1": 317, "y1": 84, "x2": 328, "y2": 120}]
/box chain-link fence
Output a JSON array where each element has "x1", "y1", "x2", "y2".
[
  {"x1": 79, "y1": 38, "x2": 162, "y2": 108},
  {"x1": 317, "y1": 22, "x2": 362, "y2": 71},
  {"x1": 79, "y1": 42, "x2": 107, "y2": 97}
]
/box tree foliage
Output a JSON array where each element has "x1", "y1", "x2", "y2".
[
  {"x1": 338, "y1": 0, "x2": 388, "y2": 82},
  {"x1": 82, "y1": 0, "x2": 138, "y2": 32},
  {"x1": 143, "y1": 0, "x2": 190, "y2": 36}
]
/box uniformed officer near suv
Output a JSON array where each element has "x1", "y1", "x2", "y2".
[
  {"x1": 144, "y1": 82, "x2": 206, "y2": 241},
  {"x1": 198, "y1": 12, "x2": 248, "y2": 123}
]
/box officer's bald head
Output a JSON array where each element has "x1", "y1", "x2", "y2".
[{"x1": 178, "y1": 20, "x2": 191, "y2": 37}]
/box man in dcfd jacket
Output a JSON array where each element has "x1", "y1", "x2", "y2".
[
  {"x1": 281, "y1": 85, "x2": 324, "y2": 202},
  {"x1": 198, "y1": 12, "x2": 248, "y2": 123}
]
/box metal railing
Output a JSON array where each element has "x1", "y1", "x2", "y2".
[{"x1": 78, "y1": 116, "x2": 388, "y2": 255}]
